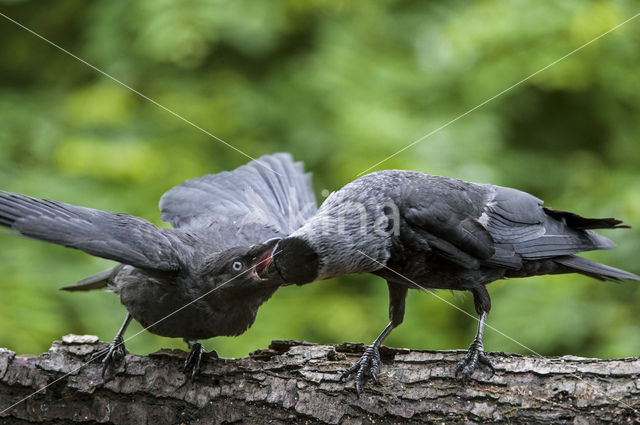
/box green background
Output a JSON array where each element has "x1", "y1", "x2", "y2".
[{"x1": 1, "y1": 0, "x2": 639, "y2": 360}]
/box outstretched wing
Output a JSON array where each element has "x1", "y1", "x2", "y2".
[
  {"x1": 0, "y1": 192, "x2": 181, "y2": 272},
  {"x1": 159, "y1": 153, "x2": 317, "y2": 246}
]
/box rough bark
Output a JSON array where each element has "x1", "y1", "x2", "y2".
[{"x1": 0, "y1": 335, "x2": 639, "y2": 424}]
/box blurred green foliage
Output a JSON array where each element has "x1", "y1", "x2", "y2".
[{"x1": 0, "y1": 0, "x2": 638, "y2": 360}]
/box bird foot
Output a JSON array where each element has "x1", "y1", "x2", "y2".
[
  {"x1": 340, "y1": 345, "x2": 381, "y2": 395},
  {"x1": 455, "y1": 340, "x2": 494, "y2": 380},
  {"x1": 183, "y1": 343, "x2": 211, "y2": 379},
  {"x1": 92, "y1": 335, "x2": 128, "y2": 379}
]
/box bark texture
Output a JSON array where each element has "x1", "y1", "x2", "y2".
[{"x1": 0, "y1": 335, "x2": 639, "y2": 424}]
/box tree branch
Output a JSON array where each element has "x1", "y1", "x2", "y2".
[{"x1": 0, "y1": 335, "x2": 639, "y2": 424}]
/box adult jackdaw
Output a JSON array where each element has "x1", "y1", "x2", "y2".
[
  {"x1": 256, "y1": 169, "x2": 639, "y2": 393},
  {"x1": 0, "y1": 153, "x2": 317, "y2": 377}
]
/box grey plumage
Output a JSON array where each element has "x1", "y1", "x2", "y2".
[
  {"x1": 0, "y1": 153, "x2": 317, "y2": 377},
  {"x1": 159, "y1": 153, "x2": 316, "y2": 238},
  {"x1": 280, "y1": 170, "x2": 636, "y2": 282},
  {"x1": 63, "y1": 269, "x2": 115, "y2": 292},
  {"x1": 0, "y1": 193, "x2": 181, "y2": 271},
  {"x1": 259, "y1": 169, "x2": 639, "y2": 392}
]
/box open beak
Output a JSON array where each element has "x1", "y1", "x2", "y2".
[{"x1": 249, "y1": 238, "x2": 282, "y2": 282}]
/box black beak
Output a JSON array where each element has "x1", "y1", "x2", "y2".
[{"x1": 249, "y1": 238, "x2": 282, "y2": 282}]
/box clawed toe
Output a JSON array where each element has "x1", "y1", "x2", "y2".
[
  {"x1": 93, "y1": 337, "x2": 128, "y2": 378},
  {"x1": 341, "y1": 345, "x2": 381, "y2": 395},
  {"x1": 455, "y1": 341, "x2": 493, "y2": 381}
]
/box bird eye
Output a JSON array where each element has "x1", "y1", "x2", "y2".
[{"x1": 231, "y1": 261, "x2": 243, "y2": 271}]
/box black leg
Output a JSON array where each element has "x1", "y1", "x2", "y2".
[
  {"x1": 456, "y1": 285, "x2": 494, "y2": 380},
  {"x1": 341, "y1": 282, "x2": 407, "y2": 395},
  {"x1": 92, "y1": 313, "x2": 132, "y2": 378},
  {"x1": 183, "y1": 339, "x2": 214, "y2": 379}
]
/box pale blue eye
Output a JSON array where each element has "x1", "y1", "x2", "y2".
[{"x1": 232, "y1": 261, "x2": 243, "y2": 271}]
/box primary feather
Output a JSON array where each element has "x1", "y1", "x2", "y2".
[
  {"x1": 0, "y1": 192, "x2": 181, "y2": 271},
  {"x1": 159, "y1": 152, "x2": 316, "y2": 243}
]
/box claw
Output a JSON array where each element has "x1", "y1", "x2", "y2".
[
  {"x1": 455, "y1": 339, "x2": 493, "y2": 380},
  {"x1": 183, "y1": 342, "x2": 206, "y2": 379},
  {"x1": 341, "y1": 345, "x2": 381, "y2": 395},
  {"x1": 92, "y1": 335, "x2": 128, "y2": 379}
]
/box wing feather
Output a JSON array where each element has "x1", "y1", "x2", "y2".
[
  {"x1": 483, "y1": 186, "x2": 617, "y2": 266},
  {"x1": 403, "y1": 179, "x2": 622, "y2": 271},
  {"x1": 0, "y1": 192, "x2": 181, "y2": 272},
  {"x1": 159, "y1": 153, "x2": 317, "y2": 246}
]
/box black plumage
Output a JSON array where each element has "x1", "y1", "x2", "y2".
[
  {"x1": 0, "y1": 153, "x2": 317, "y2": 377},
  {"x1": 258, "y1": 169, "x2": 639, "y2": 393}
]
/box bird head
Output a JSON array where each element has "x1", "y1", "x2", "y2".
[
  {"x1": 255, "y1": 236, "x2": 319, "y2": 286},
  {"x1": 200, "y1": 238, "x2": 283, "y2": 293}
]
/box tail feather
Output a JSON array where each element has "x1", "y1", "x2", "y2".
[
  {"x1": 543, "y1": 207, "x2": 630, "y2": 229},
  {"x1": 554, "y1": 255, "x2": 640, "y2": 282},
  {"x1": 60, "y1": 268, "x2": 115, "y2": 291}
]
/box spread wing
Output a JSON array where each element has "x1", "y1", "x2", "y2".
[
  {"x1": 0, "y1": 192, "x2": 181, "y2": 271},
  {"x1": 403, "y1": 177, "x2": 620, "y2": 270},
  {"x1": 159, "y1": 153, "x2": 317, "y2": 247}
]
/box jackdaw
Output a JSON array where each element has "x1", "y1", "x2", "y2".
[
  {"x1": 256, "y1": 169, "x2": 640, "y2": 393},
  {"x1": 0, "y1": 153, "x2": 317, "y2": 377}
]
